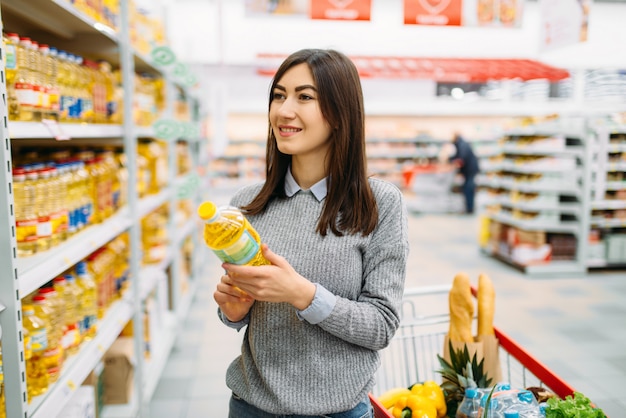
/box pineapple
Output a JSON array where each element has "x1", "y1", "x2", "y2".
[{"x1": 436, "y1": 340, "x2": 493, "y2": 418}]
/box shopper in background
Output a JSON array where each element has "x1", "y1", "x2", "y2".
[
  {"x1": 449, "y1": 132, "x2": 480, "y2": 214},
  {"x1": 213, "y1": 49, "x2": 409, "y2": 418}
]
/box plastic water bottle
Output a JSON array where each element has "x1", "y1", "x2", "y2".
[
  {"x1": 456, "y1": 387, "x2": 481, "y2": 418},
  {"x1": 197, "y1": 201, "x2": 270, "y2": 266}
]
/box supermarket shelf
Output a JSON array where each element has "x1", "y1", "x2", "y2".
[
  {"x1": 590, "y1": 218, "x2": 626, "y2": 228},
  {"x1": 481, "y1": 248, "x2": 585, "y2": 276},
  {"x1": 488, "y1": 212, "x2": 580, "y2": 234},
  {"x1": 499, "y1": 165, "x2": 582, "y2": 175},
  {"x1": 8, "y1": 121, "x2": 124, "y2": 140},
  {"x1": 143, "y1": 278, "x2": 197, "y2": 401},
  {"x1": 28, "y1": 298, "x2": 134, "y2": 418},
  {"x1": 587, "y1": 259, "x2": 626, "y2": 268},
  {"x1": 606, "y1": 144, "x2": 626, "y2": 153},
  {"x1": 138, "y1": 188, "x2": 172, "y2": 218},
  {"x1": 501, "y1": 145, "x2": 584, "y2": 158},
  {"x1": 592, "y1": 200, "x2": 626, "y2": 210},
  {"x1": 137, "y1": 266, "x2": 167, "y2": 303},
  {"x1": 0, "y1": 0, "x2": 160, "y2": 75},
  {"x1": 479, "y1": 178, "x2": 581, "y2": 195},
  {"x1": 500, "y1": 201, "x2": 582, "y2": 215},
  {"x1": 175, "y1": 217, "x2": 197, "y2": 247},
  {"x1": 605, "y1": 181, "x2": 626, "y2": 191},
  {"x1": 16, "y1": 209, "x2": 132, "y2": 297}
]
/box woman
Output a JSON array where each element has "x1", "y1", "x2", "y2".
[{"x1": 214, "y1": 48, "x2": 409, "y2": 417}]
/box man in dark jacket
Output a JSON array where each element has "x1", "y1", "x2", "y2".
[{"x1": 449, "y1": 133, "x2": 480, "y2": 214}]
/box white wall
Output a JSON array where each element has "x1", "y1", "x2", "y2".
[{"x1": 165, "y1": 0, "x2": 626, "y2": 69}]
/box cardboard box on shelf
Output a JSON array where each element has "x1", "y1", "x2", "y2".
[{"x1": 102, "y1": 337, "x2": 135, "y2": 405}]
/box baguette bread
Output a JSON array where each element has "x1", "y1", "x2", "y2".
[
  {"x1": 448, "y1": 272, "x2": 474, "y2": 342},
  {"x1": 477, "y1": 273, "x2": 496, "y2": 336}
]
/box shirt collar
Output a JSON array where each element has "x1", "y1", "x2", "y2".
[{"x1": 285, "y1": 166, "x2": 327, "y2": 201}]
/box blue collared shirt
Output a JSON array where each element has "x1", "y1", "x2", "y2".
[{"x1": 220, "y1": 168, "x2": 337, "y2": 330}]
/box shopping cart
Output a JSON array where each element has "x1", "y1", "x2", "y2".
[
  {"x1": 402, "y1": 164, "x2": 463, "y2": 213},
  {"x1": 368, "y1": 285, "x2": 577, "y2": 418}
]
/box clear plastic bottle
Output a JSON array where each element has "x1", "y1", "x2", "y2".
[
  {"x1": 34, "y1": 166, "x2": 53, "y2": 252},
  {"x1": 457, "y1": 387, "x2": 481, "y2": 418},
  {"x1": 22, "y1": 304, "x2": 49, "y2": 399},
  {"x1": 53, "y1": 275, "x2": 79, "y2": 357},
  {"x1": 76, "y1": 261, "x2": 98, "y2": 340},
  {"x1": 13, "y1": 166, "x2": 38, "y2": 256},
  {"x1": 64, "y1": 273, "x2": 85, "y2": 353},
  {"x1": 197, "y1": 201, "x2": 270, "y2": 266},
  {"x1": 47, "y1": 46, "x2": 60, "y2": 116},
  {"x1": 3, "y1": 32, "x2": 19, "y2": 120},
  {"x1": 31, "y1": 294, "x2": 62, "y2": 384},
  {"x1": 47, "y1": 164, "x2": 63, "y2": 247},
  {"x1": 15, "y1": 37, "x2": 35, "y2": 121}
]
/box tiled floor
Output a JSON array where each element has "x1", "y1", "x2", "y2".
[{"x1": 149, "y1": 213, "x2": 626, "y2": 417}]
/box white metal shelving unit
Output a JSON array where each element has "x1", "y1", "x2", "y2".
[
  {"x1": 587, "y1": 122, "x2": 626, "y2": 268},
  {"x1": 479, "y1": 119, "x2": 593, "y2": 276},
  {"x1": 0, "y1": 1, "x2": 204, "y2": 417}
]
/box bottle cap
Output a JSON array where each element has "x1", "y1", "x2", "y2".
[
  {"x1": 465, "y1": 388, "x2": 478, "y2": 398},
  {"x1": 504, "y1": 412, "x2": 519, "y2": 418},
  {"x1": 518, "y1": 390, "x2": 535, "y2": 403},
  {"x1": 197, "y1": 201, "x2": 217, "y2": 221},
  {"x1": 76, "y1": 261, "x2": 87, "y2": 275}
]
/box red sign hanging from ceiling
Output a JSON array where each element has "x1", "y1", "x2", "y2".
[
  {"x1": 310, "y1": 0, "x2": 372, "y2": 21},
  {"x1": 404, "y1": 0, "x2": 462, "y2": 26},
  {"x1": 256, "y1": 54, "x2": 571, "y2": 82}
]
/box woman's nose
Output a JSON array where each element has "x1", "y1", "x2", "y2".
[{"x1": 277, "y1": 99, "x2": 296, "y2": 118}]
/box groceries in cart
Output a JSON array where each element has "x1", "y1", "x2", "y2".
[{"x1": 371, "y1": 274, "x2": 606, "y2": 418}]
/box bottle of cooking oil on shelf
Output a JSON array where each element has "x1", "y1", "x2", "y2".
[
  {"x1": 76, "y1": 261, "x2": 98, "y2": 341},
  {"x1": 197, "y1": 201, "x2": 270, "y2": 266},
  {"x1": 65, "y1": 273, "x2": 85, "y2": 354},
  {"x1": 13, "y1": 166, "x2": 38, "y2": 257},
  {"x1": 31, "y1": 294, "x2": 61, "y2": 384},
  {"x1": 47, "y1": 46, "x2": 60, "y2": 116},
  {"x1": 34, "y1": 165, "x2": 52, "y2": 252},
  {"x1": 15, "y1": 36, "x2": 35, "y2": 121},
  {"x1": 3, "y1": 32, "x2": 19, "y2": 120},
  {"x1": 22, "y1": 304, "x2": 49, "y2": 400}
]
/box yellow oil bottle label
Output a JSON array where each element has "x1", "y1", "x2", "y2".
[
  {"x1": 213, "y1": 230, "x2": 261, "y2": 265},
  {"x1": 15, "y1": 219, "x2": 38, "y2": 243},
  {"x1": 30, "y1": 329, "x2": 48, "y2": 353}
]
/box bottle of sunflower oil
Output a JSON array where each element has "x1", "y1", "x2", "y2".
[
  {"x1": 74, "y1": 159, "x2": 92, "y2": 229},
  {"x1": 53, "y1": 275, "x2": 79, "y2": 357},
  {"x1": 13, "y1": 166, "x2": 38, "y2": 257},
  {"x1": 197, "y1": 201, "x2": 270, "y2": 266},
  {"x1": 55, "y1": 162, "x2": 71, "y2": 240},
  {"x1": 22, "y1": 304, "x2": 49, "y2": 400},
  {"x1": 47, "y1": 47, "x2": 60, "y2": 117},
  {"x1": 76, "y1": 261, "x2": 98, "y2": 341},
  {"x1": 37, "y1": 286, "x2": 66, "y2": 362},
  {"x1": 15, "y1": 36, "x2": 35, "y2": 121},
  {"x1": 46, "y1": 164, "x2": 63, "y2": 248},
  {"x1": 31, "y1": 294, "x2": 61, "y2": 383},
  {"x1": 64, "y1": 273, "x2": 85, "y2": 353},
  {"x1": 57, "y1": 50, "x2": 73, "y2": 122},
  {"x1": 3, "y1": 33, "x2": 19, "y2": 120},
  {"x1": 34, "y1": 165, "x2": 52, "y2": 252},
  {"x1": 29, "y1": 40, "x2": 43, "y2": 117}
]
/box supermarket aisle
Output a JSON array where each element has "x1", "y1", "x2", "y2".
[{"x1": 149, "y1": 213, "x2": 626, "y2": 418}]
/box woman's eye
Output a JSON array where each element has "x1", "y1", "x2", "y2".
[
  {"x1": 299, "y1": 94, "x2": 313, "y2": 101},
  {"x1": 272, "y1": 92, "x2": 285, "y2": 100}
]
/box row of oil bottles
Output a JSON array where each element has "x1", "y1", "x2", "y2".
[
  {"x1": 2, "y1": 32, "x2": 165, "y2": 125},
  {"x1": 0, "y1": 232, "x2": 130, "y2": 414},
  {"x1": 12, "y1": 140, "x2": 169, "y2": 258}
]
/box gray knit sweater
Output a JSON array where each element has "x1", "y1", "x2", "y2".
[{"x1": 223, "y1": 177, "x2": 409, "y2": 415}]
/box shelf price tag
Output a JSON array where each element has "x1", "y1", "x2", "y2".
[
  {"x1": 41, "y1": 119, "x2": 70, "y2": 141},
  {"x1": 67, "y1": 379, "x2": 76, "y2": 391}
]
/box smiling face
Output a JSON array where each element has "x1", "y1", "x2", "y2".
[{"x1": 269, "y1": 63, "x2": 333, "y2": 163}]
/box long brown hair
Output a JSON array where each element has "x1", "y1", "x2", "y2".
[{"x1": 242, "y1": 49, "x2": 378, "y2": 237}]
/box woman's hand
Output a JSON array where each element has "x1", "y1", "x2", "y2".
[
  {"x1": 222, "y1": 244, "x2": 316, "y2": 311},
  {"x1": 214, "y1": 274, "x2": 255, "y2": 323}
]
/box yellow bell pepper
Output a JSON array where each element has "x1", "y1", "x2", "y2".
[
  {"x1": 420, "y1": 381, "x2": 447, "y2": 418},
  {"x1": 392, "y1": 394, "x2": 438, "y2": 418}
]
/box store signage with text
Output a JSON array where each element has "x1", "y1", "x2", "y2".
[{"x1": 310, "y1": 0, "x2": 371, "y2": 21}]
